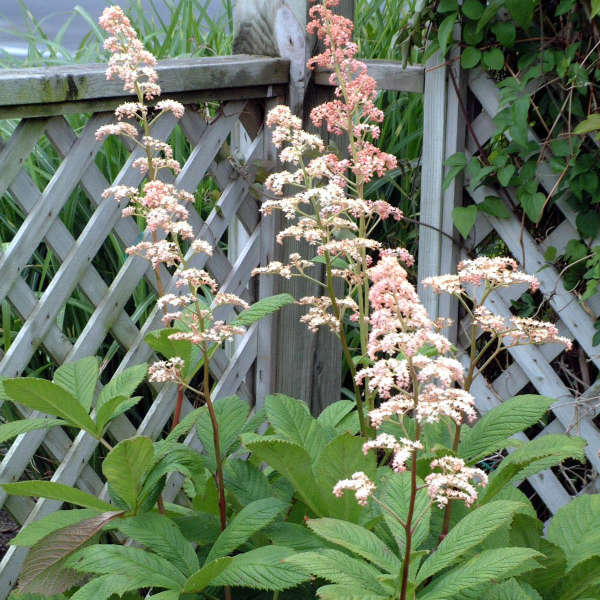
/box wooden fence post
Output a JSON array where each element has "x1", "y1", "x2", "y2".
[
  {"x1": 418, "y1": 35, "x2": 465, "y2": 341},
  {"x1": 233, "y1": 1, "x2": 346, "y2": 412}
]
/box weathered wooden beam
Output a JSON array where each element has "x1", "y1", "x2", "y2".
[
  {"x1": 0, "y1": 55, "x2": 289, "y2": 108},
  {"x1": 0, "y1": 85, "x2": 288, "y2": 120},
  {"x1": 314, "y1": 60, "x2": 425, "y2": 93}
]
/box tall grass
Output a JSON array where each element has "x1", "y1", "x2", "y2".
[{"x1": 0, "y1": 0, "x2": 234, "y2": 379}]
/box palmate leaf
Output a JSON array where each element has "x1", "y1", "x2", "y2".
[
  {"x1": 66, "y1": 545, "x2": 187, "y2": 591},
  {"x1": 307, "y1": 518, "x2": 401, "y2": 574},
  {"x1": 11, "y1": 509, "x2": 101, "y2": 547},
  {"x1": 480, "y1": 434, "x2": 586, "y2": 503},
  {"x1": 416, "y1": 501, "x2": 526, "y2": 584},
  {"x1": 0, "y1": 418, "x2": 66, "y2": 445},
  {"x1": 116, "y1": 513, "x2": 199, "y2": 576},
  {"x1": 95, "y1": 396, "x2": 142, "y2": 436},
  {"x1": 52, "y1": 357, "x2": 99, "y2": 413},
  {"x1": 242, "y1": 435, "x2": 324, "y2": 515},
  {"x1": 3, "y1": 379, "x2": 97, "y2": 436},
  {"x1": 418, "y1": 547, "x2": 542, "y2": 600},
  {"x1": 205, "y1": 497, "x2": 289, "y2": 562},
  {"x1": 459, "y1": 395, "x2": 556, "y2": 463},
  {"x1": 196, "y1": 395, "x2": 249, "y2": 471},
  {"x1": 380, "y1": 471, "x2": 430, "y2": 554},
  {"x1": 102, "y1": 436, "x2": 154, "y2": 512},
  {"x1": 547, "y1": 494, "x2": 600, "y2": 571},
  {"x1": 265, "y1": 394, "x2": 329, "y2": 462},
  {"x1": 285, "y1": 549, "x2": 387, "y2": 595},
  {"x1": 2, "y1": 481, "x2": 114, "y2": 512},
  {"x1": 314, "y1": 433, "x2": 376, "y2": 522},
  {"x1": 18, "y1": 512, "x2": 122, "y2": 595},
  {"x1": 182, "y1": 557, "x2": 232, "y2": 593},
  {"x1": 212, "y1": 546, "x2": 310, "y2": 591},
  {"x1": 95, "y1": 363, "x2": 147, "y2": 411}
]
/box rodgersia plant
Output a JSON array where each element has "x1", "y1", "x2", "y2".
[{"x1": 1, "y1": 2, "x2": 599, "y2": 600}]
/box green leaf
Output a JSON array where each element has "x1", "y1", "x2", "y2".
[
  {"x1": 380, "y1": 472, "x2": 430, "y2": 553},
  {"x1": 505, "y1": 0, "x2": 535, "y2": 29},
  {"x1": 265, "y1": 522, "x2": 328, "y2": 551},
  {"x1": 11, "y1": 509, "x2": 101, "y2": 547},
  {"x1": 316, "y1": 585, "x2": 388, "y2": 600},
  {"x1": 117, "y1": 513, "x2": 199, "y2": 576},
  {"x1": 453, "y1": 205, "x2": 478, "y2": 238},
  {"x1": 2, "y1": 481, "x2": 114, "y2": 511},
  {"x1": 479, "y1": 196, "x2": 511, "y2": 218},
  {"x1": 69, "y1": 573, "x2": 148, "y2": 600},
  {"x1": 547, "y1": 494, "x2": 600, "y2": 571},
  {"x1": 145, "y1": 328, "x2": 201, "y2": 380},
  {"x1": 67, "y1": 545, "x2": 187, "y2": 591},
  {"x1": 96, "y1": 363, "x2": 147, "y2": 411},
  {"x1": 577, "y1": 210, "x2": 600, "y2": 239},
  {"x1": 213, "y1": 546, "x2": 310, "y2": 591},
  {"x1": 3, "y1": 379, "x2": 97, "y2": 436},
  {"x1": 419, "y1": 547, "x2": 542, "y2": 600},
  {"x1": 442, "y1": 152, "x2": 467, "y2": 192},
  {"x1": 223, "y1": 459, "x2": 272, "y2": 505},
  {"x1": 574, "y1": 114, "x2": 600, "y2": 135},
  {"x1": 196, "y1": 395, "x2": 249, "y2": 471},
  {"x1": 233, "y1": 293, "x2": 295, "y2": 327},
  {"x1": 0, "y1": 418, "x2": 66, "y2": 445},
  {"x1": 102, "y1": 436, "x2": 154, "y2": 512},
  {"x1": 95, "y1": 395, "x2": 141, "y2": 435},
  {"x1": 206, "y1": 497, "x2": 289, "y2": 562},
  {"x1": 307, "y1": 518, "x2": 401, "y2": 574},
  {"x1": 491, "y1": 21, "x2": 516, "y2": 46},
  {"x1": 544, "y1": 246, "x2": 557, "y2": 262},
  {"x1": 285, "y1": 549, "x2": 387, "y2": 594},
  {"x1": 243, "y1": 436, "x2": 323, "y2": 514},
  {"x1": 462, "y1": 0, "x2": 484, "y2": 19},
  {"x1": 317, "y1": 401, "x2": 356, "y2": 431},
  {"x1": 416, "y1": 501, "x2": 526, "y2": 584},
  {"x1": 519, "y1": 191, "x2": 546, "y2": 223},
  {"x1": 459, "y1": 395, "x2": 556, "y2": 463},
  {"x1": 53, "y1": 357, "x2": 98, "y2": 413},
  {"x1": 183, "y1": 557, "x2": 232, "y2": 593},
  {"x1": 461, "y1": 46, "x2": 481, "y2": 69},
  {"x1": 315, "y1": 433, "x2": 376, "y2": 521},
  {"x1": 593, "y1": 0, "x2": 600, "y2": 17},
  {"x1": 483, "y1": 48, "x2": 504, "y2": 70},
  {"x1": 555, "y1": 558, "x2": 600, "y2": 600},
  {"x1": 481, "y1": 434, "x2": 587, "y2": 503},
  {"x1": 438, "y1": 13, "x2": 457, "y2": 57},
  {"x1": 166, "y1": 407, "x2": 203, "y2": 442},
  {"x1": 265, "y1": 394, "x2": 328, "y2": 462},
  {"x1": 18, "y1": 512, "x2": 121, "y2": 595}
]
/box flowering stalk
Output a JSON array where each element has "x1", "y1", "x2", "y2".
[
  {"x1": 97, "y1": 9, "x2": 249, "y2": 551},
  {"x1": 253, "y1": 0, "x2": 400, "y2": 436}
]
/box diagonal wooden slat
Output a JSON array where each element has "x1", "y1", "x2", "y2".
[{"x1": 0, "y1": 113, "x2": 112, "y2": 308}]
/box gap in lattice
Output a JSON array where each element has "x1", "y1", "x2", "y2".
[
  {"x1": 549, "y1": 339, "x2": 594, "y2": 397},
  {"x1": 552, "y1": 454, "x2": 596, "y2": 496},
  {"x1": 518, "y1": 479, "x2": 552, "y2": 522}
]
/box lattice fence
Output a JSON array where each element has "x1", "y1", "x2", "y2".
[
  {"x1": 0, "y1": 56, "x2": 287, "y2": 593},
  {"x1": 418, "y1": 58, "x2": 600, "y2": 519}
]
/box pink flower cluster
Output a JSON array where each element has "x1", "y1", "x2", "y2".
[
  {"x1": 354, "y1": 251, "x2": 477, "y2": 429},
  {"x1": 425, "y1": 457, "x2": 488, "y2": 508},
  {"x1": 332, "y1": 471, "x2": 376, "y2": 506},
  {"x1": 98, "y1": 6, "x2": 248, "y2": 377}
]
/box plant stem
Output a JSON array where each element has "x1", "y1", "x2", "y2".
[
  {"x1": 170, "y1": 384, "x2": 184, "y2": 431},
  {"x1": 201, "y1": 344, "x2": 231, "y2": 600},
  {"x1": 399, "y1": 424, "x2": 421, "y2": 600}
]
